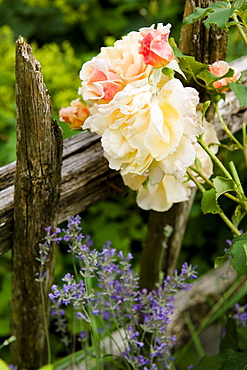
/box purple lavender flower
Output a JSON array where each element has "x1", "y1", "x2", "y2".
[
  {"x1": 78, "y1": 331, "x2": 87, "y2": 339},
  {"x1": 46, "y1": 215, "x2": 197, "y2": 369},
  {"x1": 233, "y1": 303, "x2": 247, "y2": 326}
]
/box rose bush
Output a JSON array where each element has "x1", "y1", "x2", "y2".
[{"x1": 59, "y1": 23, "x2": 223, "y2": 212}]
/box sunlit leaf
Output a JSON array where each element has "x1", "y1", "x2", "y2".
[
  {"x1": 228, "y1": 82, "x2": 247, "y2": 107},
  {"x1": 182, "y1": 1, "x2": 233, "y2": 29},
  {"x1": 39, "y1": 365, "x2": 54, "y2": 370},
  {"x1": 201, "y1": 188, "x2": 222, "y2": 214},
  {"x1": 0, "y1": 359, "x2": 10, "y2": 370},
  {"x1": 182, "y1": 7, "x2": 210, "y2": 27},
  {"x1": 213, "y1": 176, "x2": 235, "y2": 199},
  {"x1": 204, "y1": 6, "x2": 234, "y2": 29}
]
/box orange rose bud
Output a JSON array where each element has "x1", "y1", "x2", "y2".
[
  {"x1": 138, "y1": 23, "x2": 174, "y2": 68},
  {"x1": 209, "y1": 61, "x2": 241, "y2": 90},
  {"x1": 59, "y1": 99, "x2": 90, "y2": 130}
]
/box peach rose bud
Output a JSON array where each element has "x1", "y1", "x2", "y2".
[
  {"x1": 209, "y1": 61, "x2": 241, "y2": 90},
  {"x1": 59, "y1": 99, "x2": 90, "y2": 130},
  {"x1": 138, "y1": 23, "x2": 174, "y2": 68}
]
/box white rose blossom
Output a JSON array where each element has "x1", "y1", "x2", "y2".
[
  {"x1": 83, "y1": 78, "x2": 203, "y2": 185},
  {"x1": 123, "y1": 173, "x2": 190, "y2": 212},
  {"x1": 77, "y1": 23, "x2": 212, "y2": 212},
  {"x1": 79, "y1": 31, "x2": 152, "y2": 105},
  {"x1": 122, "y1": 116, "x2": 219, "y2": 212}
]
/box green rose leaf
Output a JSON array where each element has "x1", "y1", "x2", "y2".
[
  {"x1": 182, "y1": 1, "x2": 234, "y2": 30},
  {"x1": 204, "y1": 6, "x2": 234, "y2": 29},
  {"x1": 228, "y1": 82, "x2": 247, "y2": 107},
  {"x1": 231, "y1": 232, "x2": 247, "y2": 275},
  {"x1": 201, "y1": 188, "x2": 222, "y2": 214},
  {"x1": 182, "y1": 7, "x2": 210, "y2": 27},
  {"x1": 215, "y1": 252, "x2": 230, "y2": 269},
  {"x1": 177, "y1": 56, "x2": 212, "y2": 85},
  {"x1": 213, "y1": 176, "x2": 235, "y2": 199}
]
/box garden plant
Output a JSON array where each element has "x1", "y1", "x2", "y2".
[{"x1": 0, "y1": 0, "x2": 247, "y2": 369}]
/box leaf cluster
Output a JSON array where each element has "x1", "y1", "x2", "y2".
[
  {"x1": 172, "y1": 48, "x2": 247, "y2": 107},
  {"x1": 182, "y1": 0, "x2": 247, "y2": 30}
]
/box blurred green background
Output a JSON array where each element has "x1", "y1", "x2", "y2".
[{"x1": 0, "y1": 0, "x2": 246, "y2": 364}]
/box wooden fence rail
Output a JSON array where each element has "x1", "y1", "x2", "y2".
[{"x1": 0, "y1": 130, "x2": 125, "y2": 256}]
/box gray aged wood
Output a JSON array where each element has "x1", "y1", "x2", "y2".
[
  {"x1": 10, "y1": 37, "x2": 63, "y2": 369},
  {"x1": 0, "y1": 131, "x2": 125, "y2": 255},
  {"x1": 179, "y1": 0, "x2": 228, "y2": 64}
]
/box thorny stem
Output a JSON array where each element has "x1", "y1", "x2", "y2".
[
  {"x1": 219, "y1": 213, "x2": 241, "y2": 236},
  {"x1": 242, "y1": 123, "x2": 247, "y2": 168},
  {"x1": 215, "y1": 103, "x2": 243, "y2": 149},
  {"x1": 232, "y1": 13, "x2": 247, "y2": 46},
  {"x1": 186, "y1": 169, "x2": 205, "y2": 194},
  {"x1": 189, "y1": 166, "x2": 241, "y2": 204},
  {"x1": 197, "y1": 137, "x2": 233, "y2": 180},
  {"x1": 229, "y1": 161, "x2": 246, "y2": 202}
]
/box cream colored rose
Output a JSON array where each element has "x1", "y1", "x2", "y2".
[
  {"x1": 122, "y1": 118, "x2": 219, "y2": 212},
  {"x1": 59, "y1": 99, "x2": 90, "y2": 130},
  {"x1": 83, "y1": 78, "x2": 203, "y2": 184},
  {"x1": 79, "y1": 31, "x2": 151, "y2": 105},
  {"x1": 123, "y1": 173, "x2": 190, "y2": 212},
  {"x1": 79, "y1": 58, "x2": 125, "y2": 104},
  {"x1": 98, "y1": 31, "x2": 151, "y2": 83}
]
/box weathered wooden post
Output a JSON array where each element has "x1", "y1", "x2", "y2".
[
  {"x1": 140, "y1": 0, "x2": 228, "y2": 290},
  {"x1": 10, "y1": 37, "x2": 63, "y2": 369}
]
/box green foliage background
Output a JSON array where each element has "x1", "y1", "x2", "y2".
[{"x1": 0, "y1": 0, "x2": 246, "y2": 365}]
